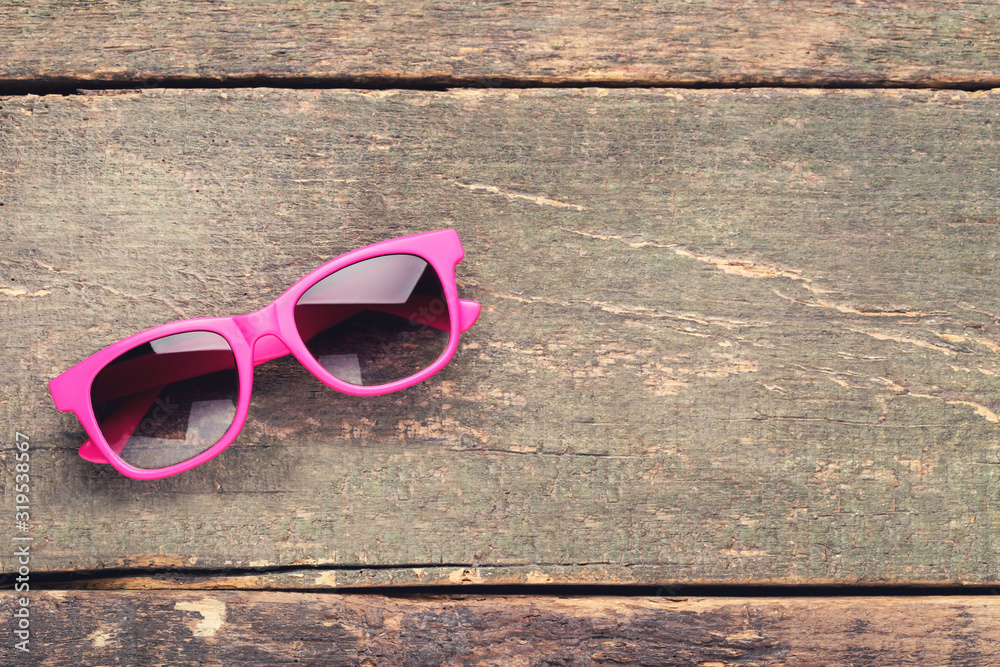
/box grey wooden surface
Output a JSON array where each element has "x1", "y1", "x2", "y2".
[
  {"x1": 2, "y1": 87, "x2": 999, "y2": 585},
  {"x1": 6, "y1": 590, "x2": 1000, "y2": 666},
  {"x1": 2, "y1": 1, "x2": 999, "y2": 87},
  {"x1": 3, "y1": 3, "x2": 1000, "y2": 663}
]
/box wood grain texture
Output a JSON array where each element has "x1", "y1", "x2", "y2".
[
  {"x1": 2, "y1": 1, "x2": 1000, "y2": 87},
  {"x1": 2, "y1": 88, "x2": 1000, "y2": 585},
  {"x1": 4, "y1": 591, "x2": 1000, "y2": 666}
]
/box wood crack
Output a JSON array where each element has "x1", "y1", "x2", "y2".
[
  {"x1": 775, "y1": 291, "x2": 943, "y2": 318},
  {"x1": 466, "y1": 283, "x2": 768, "y2": 332},
  {"x1": 873, "y1": 377, "x2": 1000, "y2": 425},
  {"x1": 848, "y1": 328, "x2": 959, "y2": 355},
  {"x1": 451, "y1": 180, "x2": 588, "y2": 210}
]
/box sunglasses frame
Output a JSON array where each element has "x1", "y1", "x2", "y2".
[{"x1": 49, "y1": 228, "x2": 481, "y2": 480}]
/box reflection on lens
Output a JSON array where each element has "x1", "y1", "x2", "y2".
[
  {"x1": 294, "y1": 254, "x2": 450, "y2": 386},
  {"x1": 90, "y1": 331, "x2": 239, "y2": 470}
]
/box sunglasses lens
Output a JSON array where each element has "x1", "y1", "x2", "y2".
[
  {"x1": 294, "y1": 254, "x2": 451, "y2": 386},
  {"x1": 90, "y1": 331, "x2": 240, "y2": 470}
]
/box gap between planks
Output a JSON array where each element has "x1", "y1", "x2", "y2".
[{"x1": 2, "y1": 75, "x2": 1000, "y2": 97}]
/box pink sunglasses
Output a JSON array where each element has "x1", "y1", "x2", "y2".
[{"x1": 49, "y1": 229, "x2": 480, "y2": 480}]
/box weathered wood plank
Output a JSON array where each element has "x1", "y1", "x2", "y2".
[
  {"x1": 4, "y1": 591, "x2": 1000, "y2": 665},
  {"x1": 2, "y1": 88, "x2": 1000, "y2": 584},
  {"x1": 2, "y1": 1, "x2": 999, "y2": 87}
]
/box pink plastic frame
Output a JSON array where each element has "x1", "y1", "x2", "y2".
[{"x1": 49, "y1": 229, "x2": 481, "y2": 480}]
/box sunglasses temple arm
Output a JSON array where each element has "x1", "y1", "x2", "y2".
[
  {"x1": 252, "y1": 334, "x2": 292, "y2": 365},
  {"x1": 79, "y1": 387, "x2": 162, "y2": 464},
  {"x1": 82, "y1": 318, "x2": 355, "y2": 462},
  {"x1": 82, "y1": 349, "x2": 237, "y2": 462},
  {"x1": 295, "y1": 299, "x2": 478, "y2": 337},
  {"x1": 80, "y1": 298, "x2": 483, "y2": 462},
  {"x1": 93, "y1": 351, "x2": 237, "y2": 403},
  {"x1": 80, "y1": 336, "x2": 302, "y2": 462}
]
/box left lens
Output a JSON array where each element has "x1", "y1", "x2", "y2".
[
  {"x1": 294, "y1": 254, "x2": 451, "y2": 386},
  {"x1": 90, "y1": 331, "x2": 239, "y2": 469}
]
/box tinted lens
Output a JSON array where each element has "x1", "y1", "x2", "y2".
[
  {"x1": 90, "y1": 331, "x2": 239, "y2": 470},
  {"x1": 294, "y1": 254, "x2": 451, "y2": 386}
]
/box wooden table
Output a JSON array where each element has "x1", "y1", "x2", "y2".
[{"x1": 3, "y1": 2, "x2": 1000, "y2": 664}]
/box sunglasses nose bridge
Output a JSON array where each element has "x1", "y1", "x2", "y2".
[{"x1": 233, "y1": 302, "x2": 282, "y2": 345}]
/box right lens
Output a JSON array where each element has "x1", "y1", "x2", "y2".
[
  {"x1": 90, "y1": 331, "x2": 239, "y2": 470},
  {"x1": 293, "y1": 254, "x2": 451, "y2": 387}
]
